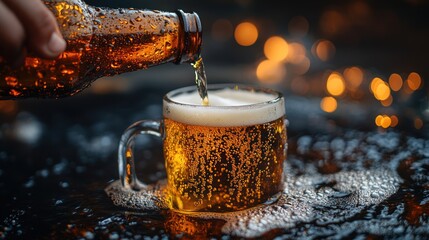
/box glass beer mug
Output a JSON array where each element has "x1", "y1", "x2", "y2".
[{"x1": 118, "y1": 84, "x2": 287, "y2": 212}]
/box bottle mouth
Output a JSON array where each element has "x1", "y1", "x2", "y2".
[{"x1": 175, "y1": 9, "x2": 203, "y2": 64}]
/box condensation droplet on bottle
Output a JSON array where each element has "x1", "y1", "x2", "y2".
[
  {"x1": 5, "y1": 76, "x2": 18, "y2": 87},
  {"x1": 165, "y1": 42, "x2": 172, "y2": 49},
  {"x1": 135, "y1": 16, "x2": 142, "y2": 22},
  {"x1": 9, "y1": 89, "x2": 21, "y2": 97},
  {"x1": 150, "y1": 24, "x2": 157, "y2": 30},
  {"x1": 111, "y1": 62, "x2": 121, "y2": 69},
  {"x1": 61, "y1": 69, "x2": 75, "y2": 75}
]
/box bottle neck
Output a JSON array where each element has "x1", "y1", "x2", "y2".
[{"x1": 175, "y1": 10, "x2": 203, "y2": 64}]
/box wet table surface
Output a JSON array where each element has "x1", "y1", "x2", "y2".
[{"x1": 0, "y1": 86, "x2": 428, "y2": 239}]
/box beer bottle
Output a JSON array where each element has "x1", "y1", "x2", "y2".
[{"x1": 0, "y1": 0, "x2": 202, "y2": 99}]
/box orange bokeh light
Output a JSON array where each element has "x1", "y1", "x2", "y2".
[
  {"x1": 264, "y1": 36, "x2": 289, "y2": 62},
  {"x1": 414, "y1": 117, "x2": 423, "y2": 129},
  {"x1": 371, "y1": 77, "x2": 391, "y2": 101},
  {"x1": 406, "y1": 72, "x2": 422, "y2": 91},
  {"x1": 313, "y1": 40, "x2": 336, "y2": 61},
  {"x1": 256, "y1": 59, "x2": 286, "y2": 84},
  {"x1": 326, "y1": 72, "x2": 345, "y2": 96},
  {"x1": 286, "y1": 42, "x2": 307, "y2": 64},
  {"x1": 375, "y1": 115, "x2": 383, "y2": 126},
  {"x1": 389, "y1": 73, "x2": 403, "y2": 92},
  {"x1": 380, "y1": 115, "x2": 392, "y2": 128},
  {"x1": 380, "y1": 95, "x2": 393, "y2": 107},
  {"x1": 390, "y1": 115, "x2": 399, "y2": 127},
  {"x1": 320, "y1": 96, "x2": 338, "y2": 113},
  {"x1": 343, "y1": 66, "x2": 364, "y2": 90},
  {"x1": 234, "y1": 22, "x2": 258, "y2": 46}
]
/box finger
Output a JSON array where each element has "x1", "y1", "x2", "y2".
[
  {"x1": 4, "y1": 0, "x2": 66, "y2": 59},
  {"x1": 0, "y1": 1, "x2": 26, "y2": 66}
]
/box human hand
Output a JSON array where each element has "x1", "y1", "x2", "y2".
[{"x1": 0, "y1": 0, "x2": 67, "y2": 67}]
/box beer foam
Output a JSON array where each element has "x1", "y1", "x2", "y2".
[{"x1": 164, "y1": 88, "x2": 285, "y2": 126}]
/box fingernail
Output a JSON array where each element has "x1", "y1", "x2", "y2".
[{"x1": 47, "y1": 32, "x2": 66, "y2": 56}]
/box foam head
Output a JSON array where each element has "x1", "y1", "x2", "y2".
[{"x1": 163, "y1": 86, "x2": 285, "y2": 127}]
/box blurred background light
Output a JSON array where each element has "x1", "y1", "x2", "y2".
[
  {"x1": 312, "y1": 39, "x2": 336, "y2": 61},
  {"x1": 264, "y1": 36, "x2": 289, "y2": 62},
  {"x1": 388, "y1": 73, "x2": 403, "y2": 92},
  {"x1": 326, "y1": 72, "x2": 345, "y2": 96},
  {"x1": 343, "y1": 66, "x2": 364, "y2": 90},
  {"x1": 406, "y1": 72, "x2": 422, "y2": 91},
  {"x1": 256, "y1": 60, "x2": 286, "y2": 84},
  {"x1": 320, "y1": 96, "x2": 338, "y2": 113},
  {"x1": 286, "y1": 42, "x2": 307, "y2": 64},
  {"x1": 234, "y1": 22, "x2": 259, "y2": 46}
]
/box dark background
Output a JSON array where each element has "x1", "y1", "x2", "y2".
[{"x1": 1, "y1": 0, "x2": 429, "y2": 239}]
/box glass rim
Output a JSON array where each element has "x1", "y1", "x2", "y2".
[{"x1": 163, "y1": 83, "x2": 284, "y2": 109}]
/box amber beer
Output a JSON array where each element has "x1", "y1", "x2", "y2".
[
  {"x1": 162, "y1": 86, "x2": 286, "y2": 212},
  {"x1": 0, "y1": 0, "x2": 202, "y2": 99}
]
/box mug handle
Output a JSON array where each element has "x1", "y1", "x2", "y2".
[{"x1": 118, "y1": 120, "x2": 163, "y2": 191}]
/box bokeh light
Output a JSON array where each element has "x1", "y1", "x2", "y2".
[
  {"x1": 388, "y1": 73, "x2": 403, "y2": 92},
  {"x1": 380, "y1": 95, "x2": 393, "y2": 107},
  {"x1": 375, "y1": 115, "x2": 383, "y2": 126},
  {"x1": 312, "y1": 40, "x2": 336, "y2": 61},
  {"x1": 406, "y1": 72, "x2": 422, "y2": 91},
  {"x1": 326, "y1": 72, "x2": 346, "y2": 96},
  {"x1": 371, "y1": 77, "x2": 391, "y2": 101},
  {"x1": 380, "y1": 115, "x2": 392, "y2": 128},
  {"x1": 320, "y1": 96, "x2": 338, "y2": 113},
  {"x1": 286, "y1": 42, "x2": 307, "y2": 64},
  {"x1": 234, "y1": 22, "x2": 258, "y2": 46},
  {"x1": 390, "y1": 115, "x2": 399, "y2": 127},
  {"x1": 414, "y1": 117, "x2": 423, "y2": 129},
  {"x1": 264, "y1": 36, "x2": 289, "y2": 62},
  {"x1": 343, "y1": 66, "x2": 364, "y2": 90},
  {"x1": 291, "y1": 57, "x2": 311, "y2": 75},
  {"x1": 256, "y1": 59, "x2": 286, "y2": 84},
  {"x1": 375, "y1": 115, "x2": 393, "y2": 128}
]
